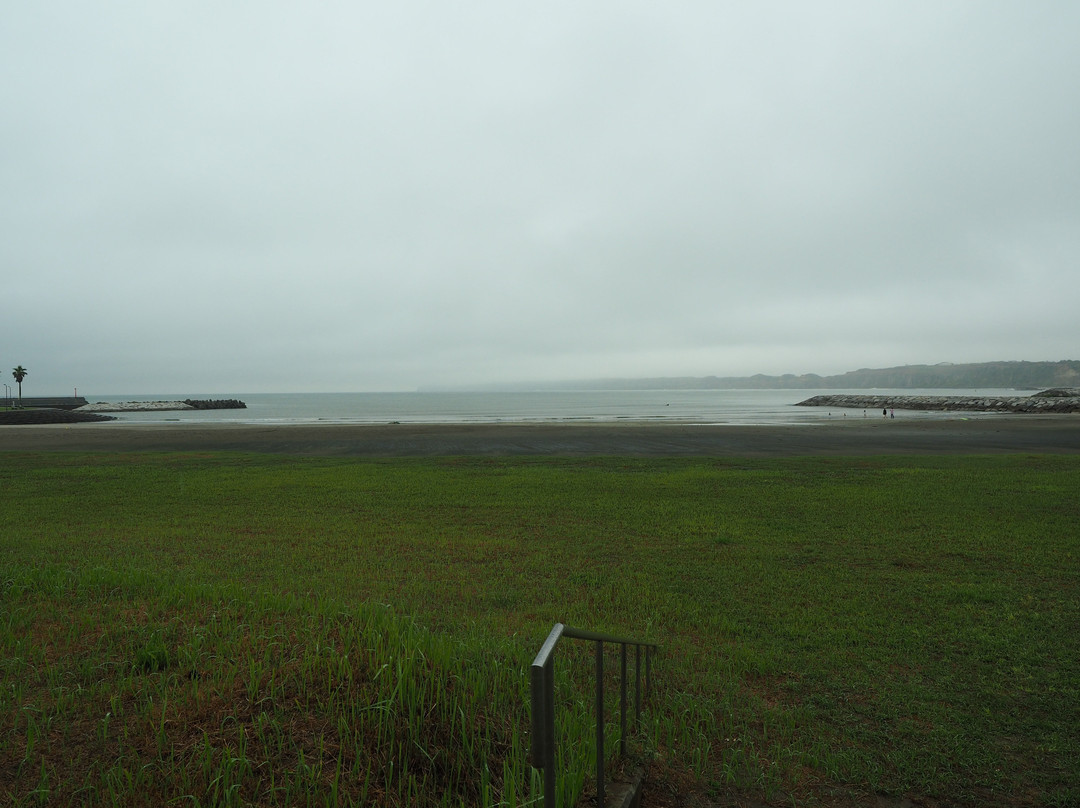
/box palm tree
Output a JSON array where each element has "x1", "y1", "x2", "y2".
[{"x1": 12, "y1": 366, "x2": 27, "y2": 405}]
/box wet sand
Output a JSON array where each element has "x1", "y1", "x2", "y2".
[{"x1": 2, "y1": 417, "x2": 1079, "y2": 456}]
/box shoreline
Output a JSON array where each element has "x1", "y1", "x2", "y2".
[{"x1": 2, "y1": 416, "x2": 1078, "y2": 456}]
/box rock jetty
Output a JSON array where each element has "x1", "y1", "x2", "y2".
[
  {"x1": 182, "y1": 399, "x2": 246, "y2": 410},
  {"x1": 0, "y1": 408, "x2": 117, "y2": 425},
  {"x1": 796, "y1": 389, "x2": 1080, "y2": 414},
  {"x1": 77, "y1": 398, "x2": 247, "y2": 413}
]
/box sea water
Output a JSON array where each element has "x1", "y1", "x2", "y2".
[{"x1": 79, "y1": 388, "x2": 1026, "y2": 426}]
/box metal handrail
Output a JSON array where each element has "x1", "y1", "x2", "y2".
[{"x1": 530, "y1": 623, "x2": 658, "y2": 808}]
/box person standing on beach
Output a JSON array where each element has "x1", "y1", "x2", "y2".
[{"x1": 883, "y1": 408, "x2": 888, "y2": 417}]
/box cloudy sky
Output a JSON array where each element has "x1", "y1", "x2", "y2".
[{"x1": 3, "y1": 2, "x2": 1078, "y2": 395}]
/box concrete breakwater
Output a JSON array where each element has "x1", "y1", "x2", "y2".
[
  {"x1": 796, "y1": 390, "x2": 1080, "y2": 414},
  {"x1": 77, "y1": 398, "x2": 247, "y2": 413}
]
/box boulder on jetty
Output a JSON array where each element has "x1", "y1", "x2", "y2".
[
  {"x1": 77, "y1": 399, "x2": 247, "y2": 413},
  {"x1": 796, "y1": 390, "x2": 1080, "y2": 414}
]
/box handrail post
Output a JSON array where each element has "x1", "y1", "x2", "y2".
[
  {"x1": 595, "y1": 640, "x2": 605, "y2": 808},
  {"x1": 530, "y1": 662, "x2": 545, "y2": 769},
  {"x1": 634, "y1": 644, "x2": 642, "y2": 731},
  {"x1": 531, "y1": 624, "x2": 564, "y2": 808},
  {"x1": 620, "y1": 643, "x2": 628, "y2": 757},
  {"x1": 543, "y1": 656, "x2": 556, "y2": 807},
  {"x1": 530, "y1": 654, "x2": 557, "y2": 808}
]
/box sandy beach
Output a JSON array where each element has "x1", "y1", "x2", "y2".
[{"x1": 2, "y1": 417, "x2": 1079, "y2": 456}]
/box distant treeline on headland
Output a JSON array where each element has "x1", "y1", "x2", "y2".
[{"x1": 484, "y1": 360, "x2": 1080, "y2": 392}]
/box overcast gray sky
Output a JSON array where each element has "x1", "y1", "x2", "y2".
[{"x1": 4, "y1": 2, "x2": 1078, "y2": 395}]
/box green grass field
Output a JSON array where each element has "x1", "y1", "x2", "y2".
[{"x1": 2, "y1": 452, "x2": 1078, "y2": 807}]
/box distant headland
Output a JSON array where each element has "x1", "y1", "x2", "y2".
[{"x1": 472, "y1": 360, "x2": 1080, "y2": 392}]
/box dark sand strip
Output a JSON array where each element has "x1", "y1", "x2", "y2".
[{"x1": 3, "y1": 417, "x2": 1079, "y2": 456}]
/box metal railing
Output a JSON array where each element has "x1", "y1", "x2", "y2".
[{"x1": 530, "y1": 623, "x2": 657, "y2": 808}]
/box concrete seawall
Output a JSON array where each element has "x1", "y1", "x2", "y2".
[
  {"x1": 796, "y1": 392, "x2": 1080, "y2": 413},
  {"x1": 2, "y1": 396, "x2": 88, "y2": 410}
]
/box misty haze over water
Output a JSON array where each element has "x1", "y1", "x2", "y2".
[{"x1": 82, "y1": 389, "x2": 1025, "y2": 426}]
